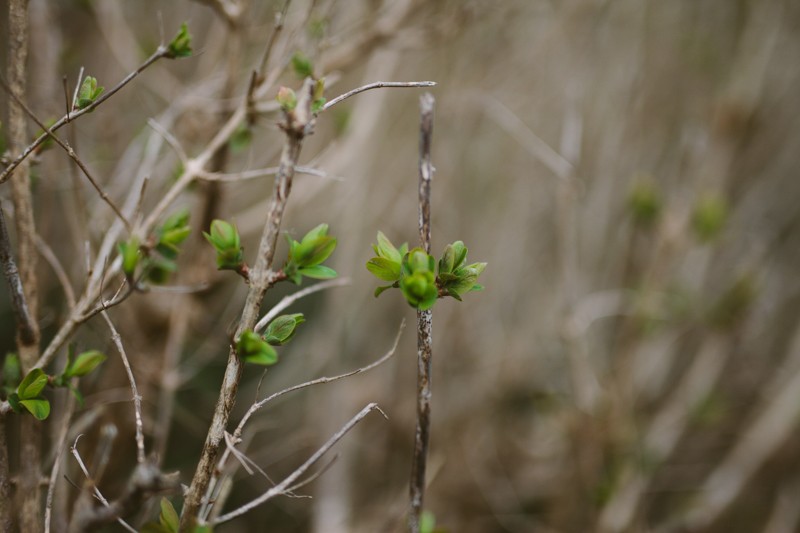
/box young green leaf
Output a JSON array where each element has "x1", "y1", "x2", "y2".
[
  {"x1": 375, "y1": 231, "x2": 403, "y2": 263},
  {"x1": 298, "y1": 265, "x2": 337, "y2": 279},
  {"x1": 237, "y1": 330, "x2": 279, "y2": 366},
  {"x1": 451, "y1": 241, "x2": 467, "y2": 270},
  {"x1": 167, "y1": 22, "x2": 193, "y2": 58},
  {"x1": 160, "y1": 498, "x2": 179, "y2": 532},
  {"x1": 17, "y1": 368, "x2": 48, "y2": 400},
  {"x1": 264, "y1": 314, "x2": 305, "y2": 345},
  {"x1": 366, "y1": 257, "x2": 401, "y2": 282},
  {"x1": 119, "y1": 236, "x2": 141, "y2": 278},
  {"x1": 64, "y1": 350, "x2": 107, "y2": 379},
  {"x1": 291, "y1": 51, "x2": 314, "y2": 78},
  {"x1": 20, "y1": 398, "x2": 50, "y2": 420}
]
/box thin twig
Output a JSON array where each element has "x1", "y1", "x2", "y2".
[
  {"x1": 212, "y1": 403, "x2": 385, "y2": 526},
  {"x1": 147, "y1": 119, "x2": 188, "y2": 163},
  {"x1": 35, "y1": 234, "x2": 77, "y2": 308},
  {"x1": 100, "y1": 311, "x2": 146, "y2": 464},
  {"x1": 409, "y1": 92, "x2": 435, "y2": 533},
  {"x1": 198, "y1": 165, "x2": 343, "y2": 183},
  {"x1": 255, "y1": 277, "x2": 350, "y2": 331},
  {"x1": 0, "y1": 47, "x2": 168, "y2": 185},
  {"x1": 69, "y1": 435, "x2": 138, "y2": 533},
  {"x1": 0, "y1": 75, "x2": 132, "y2": 231},
  {"x1": 322, "y1": 81, "x2": 436, "y2": 112},
  {"x1": 202, "y1": 320, "x2": 405, "y2": 520},
  {"x1": 44, "y1": 386, "x2": 78, "y2": 533}
]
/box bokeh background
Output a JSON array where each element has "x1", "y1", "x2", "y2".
[{"x1": 2, "y1": 0, "x2": 800, "y2": 531}]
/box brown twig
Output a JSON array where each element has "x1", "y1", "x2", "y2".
[
  {"x1": 409, "y1": 92, "x2": 435, "y2": 533},
  {"x1": 322, "y1": 81, "x2": 436, "y2": 112}
]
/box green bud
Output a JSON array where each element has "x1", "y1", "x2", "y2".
[
  {"x1": 203, "y1": 219, "x2": 244, "y2": 271},
  {"x1": 276, "y1": 86, "x2": 297, "y2": 111},
  {"x1": 237, "y1": 330, "x2": 279, "y2": 366},
  {"x1": 166, "y1": 22, "x2": 193, "y2": 58},
  {"x1": 399, "y1": 271, "x2": 437, "y2": 310},
  {"x1": 76, "y1": 76, "x2": 104, "y2": 110}
]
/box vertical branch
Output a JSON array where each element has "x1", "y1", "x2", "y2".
[
  {"x1": 0, "y1": 419, "x2": 12, "y2": 532},
  {"x1": 179, "y1": 78, "x2": 316, "y2": 531},
  {"x1": 7, "y1": 2, "x2": 43, "y2": 532},
  {"x1": 0, "y1": 206, "x2": 36, "y2": 344},
  {"x1": 409, "y1": 93, "x2": 435, "y2": 533}
]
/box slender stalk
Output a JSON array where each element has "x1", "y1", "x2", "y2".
[{"x1": 408, "y1": 93, "x2": 435, "y2": 533}]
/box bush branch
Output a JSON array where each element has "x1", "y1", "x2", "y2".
[{"x1": 409, "y1": 92, "x2": 435, "y2": 533}]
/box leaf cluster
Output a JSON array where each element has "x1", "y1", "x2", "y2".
[
  {"x1": 3, "y1": 347, "x2": 106, "y2": 420},
  {"x1": 367, "y1": 232, "x2": 485, "y2": 310}
]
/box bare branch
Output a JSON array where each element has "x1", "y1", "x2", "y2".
[
  {"x1": 198, "y1": 165, "x2": 344, "y2": 183},
  {"x1": 100, "y1": 311, "x2": 146, "y2": 464},
  {"x1": 322, "y1": 81, "x2": 436, "y2": 112},
  {"x1": 212, "y1": 403, "x2": 385, "y2": 526},
  {"x1": 69, "y1": 435, "x2": 137, "y2": 533},
  {"x1": 255, "y1": 277, "x2": 351, "y2": 332},
  {"x1": 202, "y1": 320, "x2": 405, "y2": 520}
]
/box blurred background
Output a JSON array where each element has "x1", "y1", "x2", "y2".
[{"x1": 2, "y1": 0, "x2": 800, "y2": 531}]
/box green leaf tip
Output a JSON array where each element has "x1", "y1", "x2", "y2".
[{"x1": 167, "y1": 22, "x2": 193, "y2": 58}]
